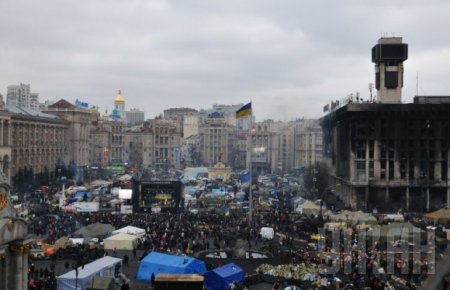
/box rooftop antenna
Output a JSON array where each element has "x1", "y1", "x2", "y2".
[
  {"x1": 416, "y1": 72, "x2": 419, "y2": 96},
  {"x1": 369, "y1": 83, "x2": 374, "y2": 102}
]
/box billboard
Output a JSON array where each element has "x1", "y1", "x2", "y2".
[
  {"x1": 133, "y1": 180, "x2": 182, "y2": 213},
  {"x1": 119, "y1": 189, "x2": 132, "y2": 199}
]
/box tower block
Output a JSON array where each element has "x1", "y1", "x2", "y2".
[{"x1": 372, "y1": 37, "x2": 408, "y2": 103}]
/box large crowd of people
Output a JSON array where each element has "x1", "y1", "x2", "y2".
[{"x1": 22, "y1": 174, "x2": 448, "y2": 290}]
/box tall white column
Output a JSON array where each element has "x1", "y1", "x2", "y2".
[
  {"x1": 14, "y1": 252, "x2": 23, "y2": 290},
  {"x1": 0, "y1": 120, "x2": 3, "y2": 146},
  {"x1": 7, "y1": 121, "x2": 11, "y2": 146},
  {"x1": 3, "y1": 253, "x2": 9, "y2": 290},
  {"x1": 22, "y1": 251, "x2": 28, "y2": 289}
]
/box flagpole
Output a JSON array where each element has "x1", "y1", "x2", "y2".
[{"x1": 248, "y1": 109, "x2": 253, "y2": 226}]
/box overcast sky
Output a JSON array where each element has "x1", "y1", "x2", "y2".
[{"x1": 1, "y1": 1, "x2": 450, "y2": 121}]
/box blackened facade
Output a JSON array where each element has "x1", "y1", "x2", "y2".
[{"x1": 321, "y1": 102, "x2": 450, "y2": 212}]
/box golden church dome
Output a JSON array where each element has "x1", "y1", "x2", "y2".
[{"x1": 114, "y1": 89, "x2": 125, "y2": 103}]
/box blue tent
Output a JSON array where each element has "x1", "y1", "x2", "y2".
[
  {"x1": 136, "y1": 252, "x2": 207, "y2": 282},
  {"x1": 188, "y1": 188, "x2": 198, "y2": 195},
  {"x1": 211, "y1": 188, "x2": 228, "y2": 196},
  {"x1": 204, "y1": 263, "x2": 244, "y2": 290},
  {"x1": 75, "y1": 191, "x2": 92, "y2": 199}
]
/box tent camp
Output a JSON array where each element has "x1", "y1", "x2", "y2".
[
  {"x1": 260, "y1": 227, "x2": 274, "y2": 240},
  {"x1": 104, "y1": 232, "x2": 138, "y2": 250},
  {"x1": 118, "y1": 174, "x2": 133, "y2": 181},
  {"x1": 85, "y1": 276, "x2": 115, "y2": 290},
  {"x1": 331, "y1": 210, "x2": 378, "y2": 225},
  {"x1": 424, "y1": 208, "x2": 450, "y2": 223},
  {"x1": 204, "y1": 263, "x2": 245, "y2": 290},
  {"x1": 57, "y1": 256, "x2": 122, "y2": 290},
  {"x1": 73, "y1": 223, "x2": 115, "y2": 239},
  {"x1": 112, "y1": 226, "x2": 146, "y2": 238},
  {"x1": 295, "y1": 200, "x2": 322, "y2": 216},
  {"x1": 136, "y1": 252, "x2": 207, "y2": 282},
  {"x1": 367, "y1": 222, "x2": 425, "y2": 241}
]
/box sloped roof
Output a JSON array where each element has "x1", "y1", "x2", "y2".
[
  {"x1": 48, "y1": 99, "x2": 75, "y2": 109},
  {"x1": 7, "y1": 106, "x2": 60, "y2": 119},
  {"x1": 104, "y1": 232, "x2": 137, "y2": 241},
  {"x1": 58, "y1": 256, "x2": 122, "y2": 280},
  {"x1": 424, "y1": 208, "x2": 450, "y2": 222}
]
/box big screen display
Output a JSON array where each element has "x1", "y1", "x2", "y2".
[{"x1": 138, "y1": 181, "x2": 181, "y2": 209}]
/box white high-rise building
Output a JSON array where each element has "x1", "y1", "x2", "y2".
[{"x1": 6, "y1": 83, "x2": 39, "y2": 110}]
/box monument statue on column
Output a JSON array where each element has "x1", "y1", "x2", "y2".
[{"x1": 0, "y1": 167, "x2": 32, "y2": 290}]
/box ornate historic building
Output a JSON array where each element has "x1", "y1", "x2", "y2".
[
  {"x1": 163, "y1": 107, "x2": 198, "y2": 138},
  {"x1": 149, "y1": 118, "x2": 181, "y2": 169},
  {"x1": 294, "y1": 119, "x2": 323, "y2": 168},
  {"x1": 0, "y1": 170, "x2": 32, "y2": 290},
  {"x1": 0, "y1": 104, "x2": 12, "y2": 183},
  {"x1": 44, "y1": 99, "x2": 91, "y2": 167},
  {"x1": 8, "y1": 106, "x2": 67, "y2": 185},
  {"x1": 199, "y1": 112, "x2": 235, "y2": 166},
  {"x1": 89, "y1": 120, "x2": 125, "y2": 165}
]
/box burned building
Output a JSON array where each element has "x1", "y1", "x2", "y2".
[{"x1": 321, "y1": 37, "x2": 450, "y2": 212}]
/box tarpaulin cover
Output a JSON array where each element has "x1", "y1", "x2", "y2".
[
  {"x1": 204, "y1": 263, "x2": 244, "y2": 290},
  {"x1": 57, "y1": 256, "x2": 122, "y2": 290},
  {"x1": 188, "y1": 188, "x2": 198, "y2": 195},
  {"x1": 136, "y1": 252, "x2": 207, "y2": 282},
  {"x1": 76, "y1": 191, "x2": 92, "y2": 199},
  {"x1": 211, "y1": 188, "x2": 228, "y2": 196}
]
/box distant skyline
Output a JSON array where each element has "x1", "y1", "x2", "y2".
[{"x1": 1, "y1": 1, "x2": 450, "y2": 121}]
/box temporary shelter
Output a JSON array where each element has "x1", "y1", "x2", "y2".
[
  {"x1": 112, "y1": 225, "x2": 146, "y2": 238},
  {"x1": 118, "y1": 174, "x2": 133, "y2": 181},
  {"x1": 73, "y1": 223, "x2": 115, "y2": 239},
  {"x1": 103, "y1": 232, "x2": 138, "y2": 250},
  {"x1": 75, "y1": 191, "x2": 92, "y2": 199},
  {"x1": 380, "y1": 214, "x2": 405, "y2": 223},
  {"x1": 295, "y1": 200, "x2": 321, "y2": 216},
  {"x1": 204, "y1": 263, "x2": 245, "y2": 290},
  {"x1": 292, "y1": 196, "x2": 306, "y2": 207},
  {"x1": 57, "y1": 256, "x2": 122, "y2": 290},
  {"x1": 424, "y1": 208, "x2": 450, "y2": 223},
  {"x1": 331, "y1": 210, "x2": 378, "y2": 225},
  {"x1": 260, "y1": 227, "x2": 274, "y2": 240},
  {"x1": 85, "y1": 276, "x2": 115, "y2": 290},
  {"x1": 366, "y1": 222, "x2": 425, "y2": 241},
  {"x1": 136, "y1": 252, "x2": 207, "y2": 282}
]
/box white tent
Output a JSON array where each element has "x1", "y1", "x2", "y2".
[
  {"x1": 260, "y1": 227, "x2": 274, "y2": 240},
  {"x1": 112, "y1": 226, "x2": 146, "y2": 238},
  {"x1": 118, "y1": 174, "x2": 133, "y2": 181},
  {"x1": 57, "y1": 256, "x2": 122, "y2": 290},
  {"x1": 103, "y1": 233, "x2": 138, "y2": 250}
]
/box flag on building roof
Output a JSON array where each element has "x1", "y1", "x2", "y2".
[{"x1": 236, "y1": 102, "x2": 252, "y2": 119}]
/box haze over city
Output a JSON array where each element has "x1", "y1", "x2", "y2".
[{"x1": 2, "y1": 0, "x2": 450, "y2": 120}]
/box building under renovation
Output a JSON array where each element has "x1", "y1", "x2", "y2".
[{"x1": 321, "y1": 37, "x2": 450, "y2": 212}]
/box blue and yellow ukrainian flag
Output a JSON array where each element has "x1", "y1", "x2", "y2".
[
  {"x1": 224, "y1": 206, "x2": 230, "y2": 217},
  {"x1": 236, "y1": 102, "x2": 252, "y2": 119},
  {"x1": 240, "y1": 171, "x2": 251, "y2": 184}
]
